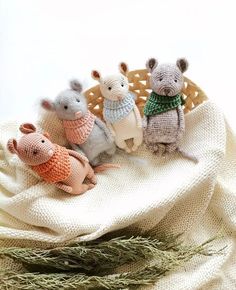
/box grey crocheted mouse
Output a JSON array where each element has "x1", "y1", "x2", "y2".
[
  {"x1": 143, "y1": 58, "x2": 197, "y2": 162},
  {"x1": 41, "y1": 80, "x2": 116, "y2": 166}
]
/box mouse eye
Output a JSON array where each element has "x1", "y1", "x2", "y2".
[
  {"x1": 41, "y1": 140, "x2": 45, "y2": 143},
  {"x1": 33, "y1": 149, "x2": 38, "y2": 155},
  {"x1": 76, "y1": 99, "x2": 80, "y2": 103},
  {"x1": 64, "y1": 105, "x2": 68, "y2": 110},
  {"x1": 108, "y1": 87, "x2": 112, "y2": 90},
  {"x1": 121, "y1": 83, "x2": 124, "y2": 87},
  {"x1": 174, "y1": 79, "x2": 177, "y2": 83},
  {"x1": 159, "y1": 78, "x2": 163, "y2": 81}
]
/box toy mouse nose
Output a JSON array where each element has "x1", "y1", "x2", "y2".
[
  {"x1": 48, "y1": 149, "x2": 54, "y2": 157},
  {"x1": 164, "y1": 88, "x2": 170, "y2": 95},
  {"x1": 117, "y1": 95, "x2": 124, "y2": 101},
  {"x1": 75, "y1": 111, "x2": 82, "y2": 118}
]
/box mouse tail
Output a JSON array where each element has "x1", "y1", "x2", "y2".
[
  {"x1": 93, "y1": 163, "x2": 120, "y2": 173},
  {"x1": 115, "y1": 148, "x2": 150, "y2": 166},
  {"x1": 177, "y1": 148, "x2": 198, "y2": 163}
]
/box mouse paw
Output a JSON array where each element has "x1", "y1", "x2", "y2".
[
  {"x1": 88, "y1": 183, "x2": 95, "y2": 190},
  {"x1": 125, "y1": 147, "x2": 131, "y2": 153},
  {"x1": 132, "y1": 144, "x2": 138, "y2": 151}
]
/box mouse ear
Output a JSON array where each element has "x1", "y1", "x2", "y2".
[
  {"x1": 43, "y1": 132, "x2": 50, "y2": 139},
  {"x1": 91, "y1": 70, "x2": 102, "y2": 82},
  {"x1": 176, "y1": 58, "x2": 189, "y2": 73},
  {"x1": 70, "y1": 79, "x2": 83, "y2": 93},
  {"x1": 41, "y1": 99, "x2": 56, "y2": 111},
  {"x1": 146, "y1": 58, "x2": 158, "y2": 72},
  {"x1": 7, "y1": 139, "x2": 18, "y2": 154},
  {"x1": 119, "y1": 62, "x2": 129, "y2": 76},
  {"x1": 19, "y1": 123, "x2": 36, "y2": 134}
]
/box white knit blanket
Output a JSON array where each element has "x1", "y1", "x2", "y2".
[{"x1": 0, "y1": 101, "x2": 236, "y2": 289}]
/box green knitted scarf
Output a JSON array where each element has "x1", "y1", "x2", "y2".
[{"x1": 144, "y1": 92, "x2": 185, "y2": 116}]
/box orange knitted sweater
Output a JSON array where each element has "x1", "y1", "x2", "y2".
[
  {"x1": 31, "y1": 145, "x2": 71, "y2": 183},
  {"x1": 62, "y1": 111, "x2": 96, "y2": 145}
]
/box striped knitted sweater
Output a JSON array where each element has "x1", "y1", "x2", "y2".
[
  {"x1": 144, "y1": 92, "x2": 185, "y2": 116},
  {"x1": 103, "y1": 93, "x2": 135, "y2": 124},
  {"x1": 63, "y1": 111, "x2": 96, "y2": 145},
  {"x1": 31, "y1": 145, "x2": 71, "y2": 183}
]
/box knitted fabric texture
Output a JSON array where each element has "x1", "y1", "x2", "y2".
[
  {"x1": 103, "y1": 92, "x2": 135, "y2": 124},
  {"x1": 63, "y1": 111, "x2": 96, "y2": 144},
  {"x1": 144, "y1": 92, "x2": 185, "y2": 116},
  {"x1": 31, "y1": 144, "x2": 71, "y2": 183},
  {"x1": 144, "y1": 109, "x2": 181, "y2": 145},
  {"x1": 1, "y1": 101, "x2": 236, "y2": 290}
]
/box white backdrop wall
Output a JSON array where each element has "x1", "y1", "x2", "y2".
[{"x1": 0, "y1": 0, "x2": 236, "y2": 130}]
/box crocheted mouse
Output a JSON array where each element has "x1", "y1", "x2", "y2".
[
  {"x1": 7, "y1": 123, "x2": 114, "y2": 195},
  {"x1": 41, "y1": 80, "x2": 116, "y2": 166},
  {"x1": 143, "y1": 58, "x2": 197, "y2": 162},
  {"x1": 92, "y1": 63, "x2": 143, "y2": 153}
]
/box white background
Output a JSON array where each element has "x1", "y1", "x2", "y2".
[{"x1": 0, "y1": 0, "x2": 236, "y2": 130}]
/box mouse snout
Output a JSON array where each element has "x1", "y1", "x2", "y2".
[
  {"x1": 116, "y1": 94, "x2": 124, "y2": 101},
  {"x1": 48, "y1": 149, "x2": 54, "y2": 157},
  {"x1": 75, "y1": 111, "x2": 82, "y2": 118},
  {"x1": 164, "y1": 88, "x2": 171, "y2": 96}
]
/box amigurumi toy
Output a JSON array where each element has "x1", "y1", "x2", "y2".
[
  {"x1": 143, "y1": 58, "x2": 197, "y2": 162},
  {"x1": 41, "y1": 80, "x2": 116, "y2": 166},
  {"x1": 7, "y1": 123, "x2": 116, "y2": 195},
  {"x1": 92, "y1": 63, "x2": 143, "y2": 153}
]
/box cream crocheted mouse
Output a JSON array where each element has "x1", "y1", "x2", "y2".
[{"x1": 92, "y1": 63, "x2": 143, "y2": 153}]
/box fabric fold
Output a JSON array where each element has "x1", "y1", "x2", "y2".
[{"x1": 0, "y1": 100, "x2": 236, "y2": 289}]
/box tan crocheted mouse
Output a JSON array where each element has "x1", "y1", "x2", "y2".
[{"x1": 7, "y1": 123, "x2": 116, "y2": 195}]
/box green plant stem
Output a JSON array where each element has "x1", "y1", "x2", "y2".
[
  {"x1": 0, "y1": 237, "x2": 222, "y2": 290},
  {"x1": 0, "y1": 236, "x2": 179, "y2": 272}
]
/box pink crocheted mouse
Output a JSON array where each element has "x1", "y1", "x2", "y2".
[{"x1": 7, "y1": 123, "x2": 115, "y2": 195}]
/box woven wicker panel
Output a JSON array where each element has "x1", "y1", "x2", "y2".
[{"x1": 84, "y1": 69, "x2": 208, "y2": 120}]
